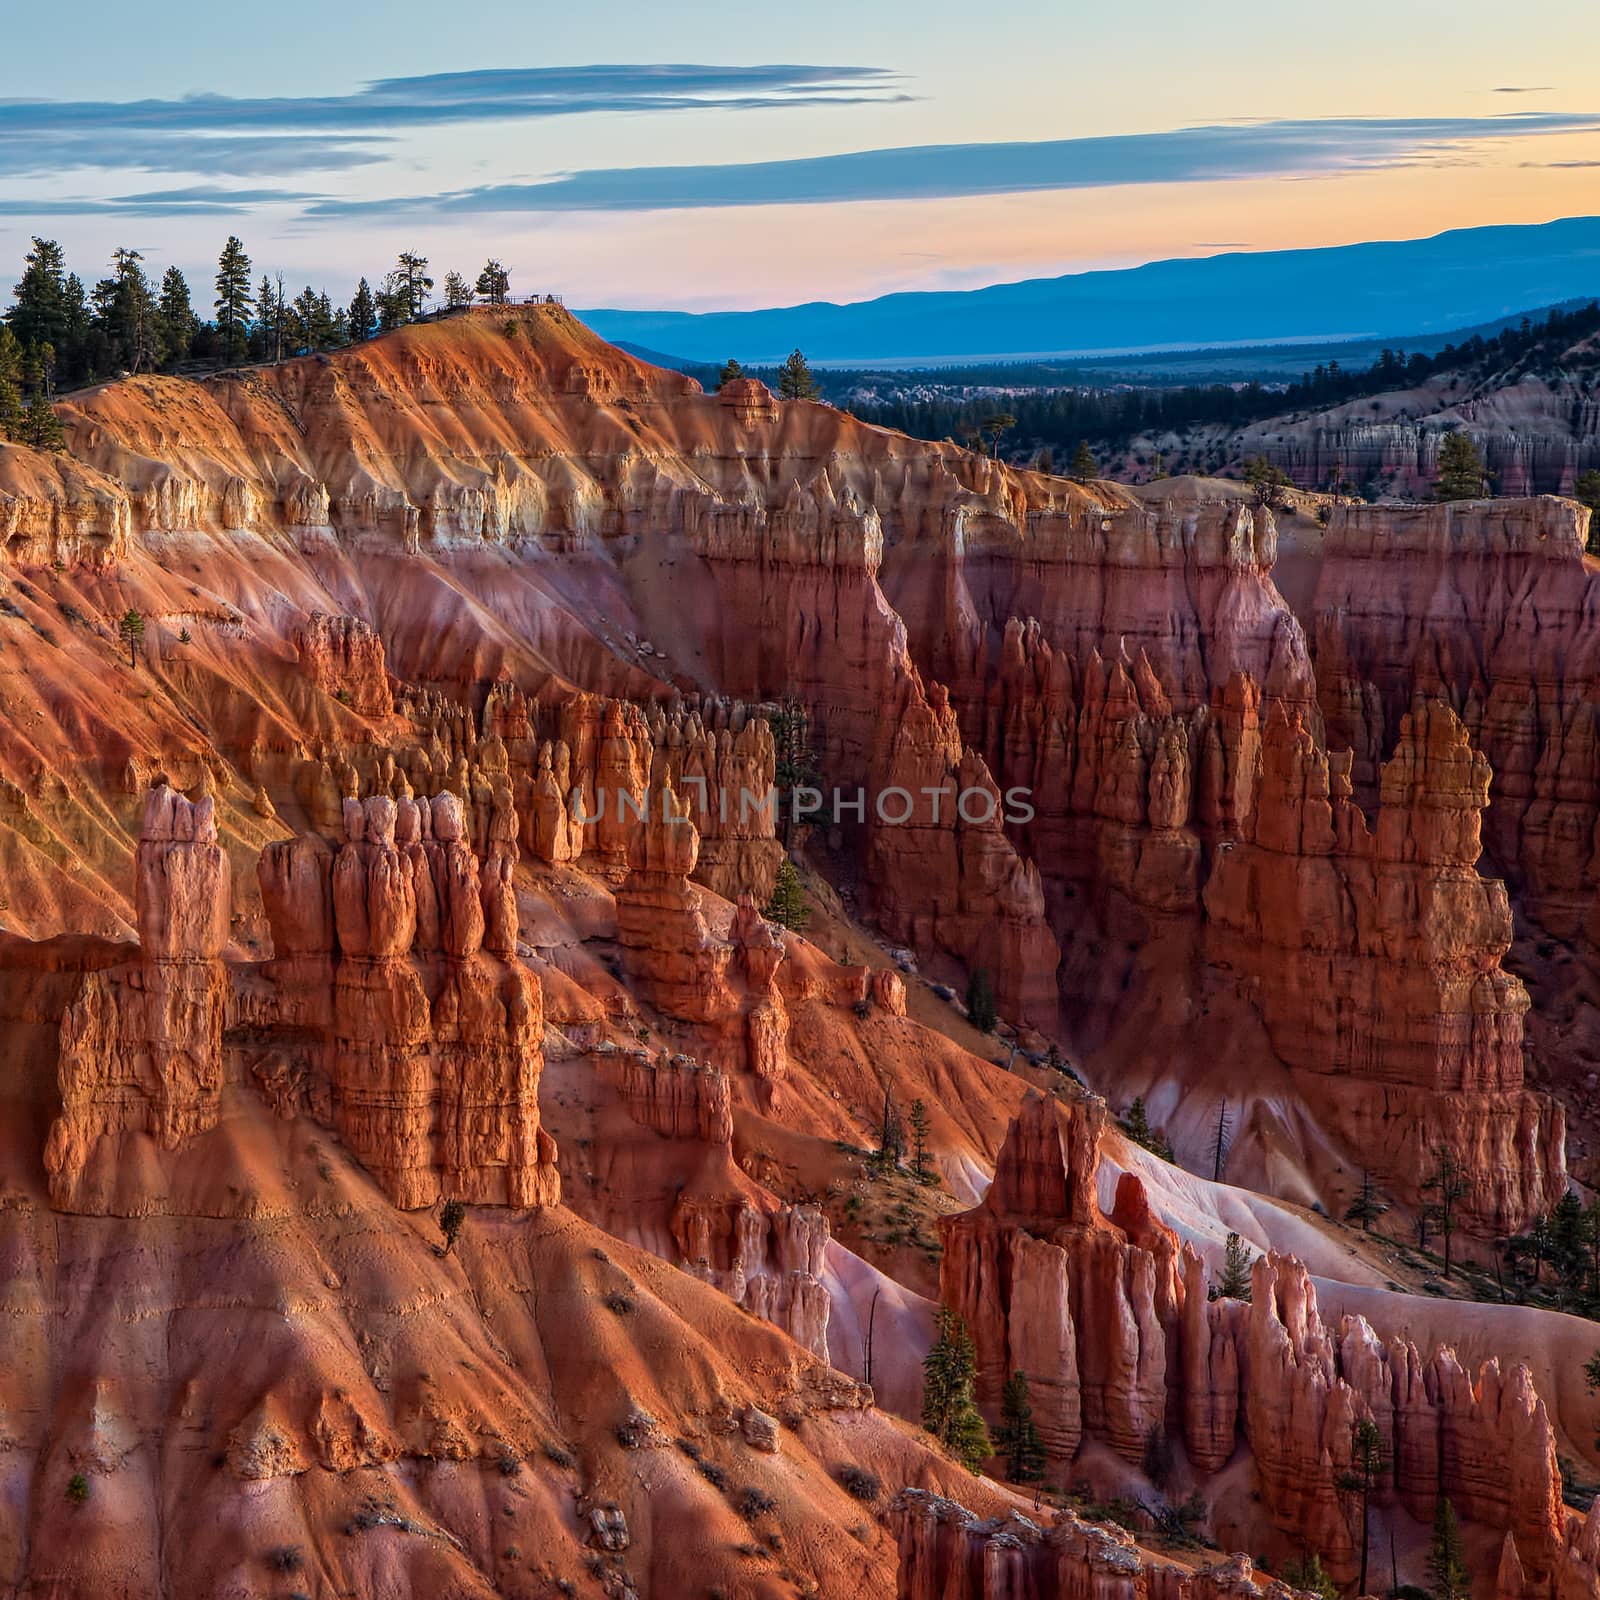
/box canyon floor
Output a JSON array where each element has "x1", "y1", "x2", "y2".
[{"x1": 3, "y1": 303, "x2": 1600, "y2": 1599}]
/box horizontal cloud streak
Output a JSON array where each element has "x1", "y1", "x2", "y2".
[
  {"x1": 0, "y1": 64, "x2": 904, "y2": 178},
  {"x1": 300, "y1": 112, "x2": 1600, "y2": 216},
  {"x1": 0, "y1": 133, "x2": 391, "y2": 179},
  {"x1": 0, "y1": 185, "x2": 325, "y2": 217}
]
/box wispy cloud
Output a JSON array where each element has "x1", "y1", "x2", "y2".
[
  {"x1": 1522, "y1": 159, "x2": 1600, "y2": 168},
  {"x1": 302, "y1": 112, "x2": 1600, "y2": 216},
  {"x1": 1494, "y1": 85, "x2": 1554, "y2": 93},
  {"x1": 0, "y1": 64, "x2": 906, "y2": 178},
  {"x1": 0, "y1": 185, "x2": 325, "y2": 216}
]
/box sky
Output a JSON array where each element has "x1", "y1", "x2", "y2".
[{"x1": 1, "y1": 0, "x2": 1598, "y2": 311}]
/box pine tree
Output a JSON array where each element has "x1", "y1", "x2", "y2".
[
  {"x1": 766, "y1": 699, "x2": 820, "y2": 846},
  {"x1": 776, "y1": 348, "x2": 819, "y2": 401},
  {"x1": 214, "y1": 236, "x2": 254, "y2": 360},
  {"x1": 992, "y1": 1371, "x2": 1046, "y2": 1482},
  {"x1": 762, "y1": 858, "x2": 809, "y2": 931},
  {"x1": 1211, "y1": 1232, "x2": 1254, "y2": 1301},
  {"x1": 908, "y1": 1099, "x2": 932, "y2": 1182},
  {"x1": 1120, "y1": 1095, "x2": 1173, "y2": 1162},
  {"x1": 396, "y1": 252, "x2": 433, "y2": 320},
  {"x1": 442, "y1": 271, "x2": 473, "y2": 309},
  {"x1": 1344, "y1": 1168, "x2": 1388, "y2": 1232},
  {"x1": 982, "y1": 411, "x2": 1017, "y2": 458},
  {"x1": 21, "y1": 388, "x2": 64, "y2": 451},
  {"x1": 347, "y1": 278, "x2": 377, "y2": 343},
  {"x1": 1070, "y1": 439, "x2": 1097, "y2": 480},
  {"x1": 1422, "y1": 1144, "x2": 1467, "y2": 1278},
  {"x1": 921, "y1": 1306, "x2": 991, "y2": 1471},
  {"x1": 475, "y1": 259, "x2": 511, "y2": 306},
  {"x1": 717, "y1": 358, "x2": 744, "y2": 390},
  {"x1": 1123, "y1": 1096, "x2": 1153, "y2": 1144},
  {"x1": 1435, "y1": 431, "x2": 1488, "y2": 501},
  {"x1": 7, "y1": 237, "x2": 70, "y2": 352},
  {"x1": 376, "y1": 271, "x2": 409, "y2": 331},
  {"x1": 118, "y1": 609, "x2": 145, "y2": 668},
  {"x1": 1576, "y1": 468, "x2": 1600, "y2": 512},
  {"x1": 1280, "y1": 1553, "x2": 1339, "y2": 1600},
  {"x1": 0, "y1": 374, "x2": 24, "y2": 440},
  {"x1": 93, "y1": 249, "x2": 162, "y2": 374},
  {"x1": 157, "y1": 266, "x2": 196, "y2": 365},
  {"x1": 59, "y1": 274, "x2": 89, "y2": 381},
  {"x1": 1211, "y1": 1099, "x2": 1233, "y2": 1182},
  {"x1": 0, "y1": 326, "x2": 24, "y2": 439},
  {"x1": 1428, "y1": 1496, "x2": 1470, "y2": 1600},
  {"x1": 290, "y1": 285, "x2": 338, "y2": 355},
  {"x1": 1335, "y1": 1417, "x2": 1386, "y2": 1596},
  {"x1": 1244, "y1": 455, "x2": 1292, "y2": 507},
  {"x1": 965, "y1": 968, "x2": 997, "y2": 1033},
  {"x1": 947, "y1": 1401, "x2": 994, "y2": 1476}
]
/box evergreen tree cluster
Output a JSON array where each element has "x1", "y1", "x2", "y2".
[
  {"x1": 1119, "y1": 1096, "x2": 1174, "y2": 1163},
  {"x1": 5, "y1": 235, "x2": 523, "y2": 406},
  {"x1": 1500, "y1": 1187, "x2": 1600, "y2": 1313},
  {"x1": 842, "y1": 299, "x2": 1600, "y2": 469},
  {"x1": 921, "y1": 1305, "x2": 992, "y2": 1471}
]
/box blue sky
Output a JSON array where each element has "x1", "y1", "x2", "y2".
[{"x1": 1, "y1": 0, "x2": 1598, "y2": 308}]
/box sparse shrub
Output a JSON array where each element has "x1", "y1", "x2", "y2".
[
  {"x1": 1281, "y1": 1553, "x2": 1340, "y2": 1600},
  {"x1": 542, "y1": 1441, "x2": 576, "y2": 1468},
  {"x1": 604, "y1": 1291, "x2": 635, "y2": 1315},
  {"x1": 65, "y1": 1472, "x2": 90, "y2": 1505},
  {"x1": 438, "y1": 1197, "x2": 466, "y2": 1255},
  {"x1": 265, "y1": 1546, "x2": 304, "y2": 1573},
  {"x1": 835, "y1": 1464, "x2": 881, "y2": 1502},
  {"x1": 736, "y1": 1485, "x2": 777, "y2": 1521},
  {"x1": 497, "y1": 1451, "x2": 522, "y2": 1476},
  {"x1": 696, "y1": 1460, "x2": 728, "y2": 1490}
]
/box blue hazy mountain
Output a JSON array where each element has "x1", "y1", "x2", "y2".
[{"x1": 581, "y1": 215, "x2": 1600, "y2": 365}]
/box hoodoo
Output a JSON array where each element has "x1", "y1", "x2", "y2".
[{"x1": 0, "y1": 301, "x2": 1597, "y2": 1598}]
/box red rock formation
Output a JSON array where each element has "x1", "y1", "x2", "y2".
[
  {"x1": 939, "y1": 1093, "x2": 1177, "y2": 1466},
  {"x1": 1222, "y1": 337, "x2": 1600, "y2": 499},
  {"x1": 614, "y1": 770, "x2": 737, "y2": 1024},
  {"x1": 866, "y1": 670, "x2": 1061, "y2": 1026},
  {"x1": 1311, "y1": 498, "x2": 1600, "y2": 945},
  {"x1": 256, "y1": 791, "x2": 559, "y2": 1209},
  {"x1": 44, "y1": 784, "x2": 230, "y2": 1210},
  {"x1": 293, "y1": 610, "x2": 394, "y2": 718},
  {"x1": 889, "y1": 1488, "x2": 1312, "y2": 1600},
  {"x1": 0, "y1": 310, "x2": 1592, "y2": 1596},
  {"x1": 943, "y1": 1092, "x2": 1570, "y2": 1583},
  {"x1": 1204, "y1": 698, "x2": 1565, "y2": 1229}
]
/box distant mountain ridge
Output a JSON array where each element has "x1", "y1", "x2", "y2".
[{"x1": 582, "y1": 215, "x2": 1600, "y2": 365}]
